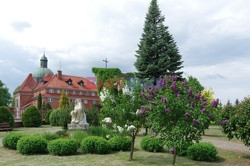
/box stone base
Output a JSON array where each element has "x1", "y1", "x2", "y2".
[{"x1": 68, "y1": 123, "x2": 89, "y2": 130}]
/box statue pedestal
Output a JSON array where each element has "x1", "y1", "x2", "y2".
[{"x1": 68, "y1": 122, "x2": 89, "y2": 130}]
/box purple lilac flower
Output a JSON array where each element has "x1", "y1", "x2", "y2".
[
  {"x1": 208, "y1": 114, "x2": 213, "y2": 120},
  {"x1": 211, "y1": 99, "x2": 219, "y2": 107},
  {"x1": 185, "y1": 112, "x2": 191, "y2": 119},
  {"x1": 161, "y1": 96, "x2": 168, "y2": 104},
  {"x1": 138, "y1": 110, "x2": 146, "y2": 115},
  {"x1": 157, "y1": 78, "x2": 166, "y2": 88},
  {"x1": 190, "y1": 101, "x2": 195, "y2": 108},
  {"x1": 193, "y1": 119, "x2": 200, "y2": 126},
  {"x1": 149, "y1": 101, "x2": 157, "y2": 105},
  {"x1": 165, "y1": 109, "x2": 171, "y2": 114},
  {"x1": 201, "y1": 108, "x2": 206, "y2": 113},
  {"x1": 141, "y1": 92, "x2": 148, "y2": 100},
  {"x1": 170, "y1": 82, "x2": 177, "y2": 91},
  {"x1": 141, "y1": 105, "x2": 150, "y2": 111},
  {"x1": 170, "y1": 147, "x2": 175, "y2": 153},
  {"x1": 194, "y1": 92, "x2": 201, "y2": 101},
  {"x1": 151, "y1": 127, "x2": 156, "y2": 132},
  {"x1": 188, "y1": 87, "x2": 193, "y2": 95},
  {"x1": 220, "y1": 119, "x2": 229, "y2": 126},
  {"x1": 202, "y1": 100, "x2": 207, "y2": 107},
  {"x1": 182, "y1": 79, "x2": 188, "y2": 88},
  {"x1": 150, "y1": 90, "x2": 156, "y2": 98}
]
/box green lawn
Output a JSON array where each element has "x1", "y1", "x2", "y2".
[{"x1": 0, "y1": 125, "x2": 249, "y2": 166}]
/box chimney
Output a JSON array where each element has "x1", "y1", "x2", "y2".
[{"x1": 57, "y1": 70, "x2": 62, "y2": 79}]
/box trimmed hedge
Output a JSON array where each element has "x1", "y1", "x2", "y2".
[
  {"x1": 45, "y1": 110, "x2": 53, "y2": 124},
  {"x1": 140, "y1": 136, "x2": 164, "y2": 152},
  {"x1": 187, "y1": 142, "x2": 218, "y2": 161},
  {"x1": 22, "y1": 106, "x2": 42, "y2": 127},
  {"x1": 48, "y1": 138, "x2": 79, "y2": 156},
  {"x1": 81, "y1": 136, "x2": 111, "y2": 154},
  {"x1": 49, "y1": 110, "x2": 60, "y2": 126},
  {"x1": 109, "y1": 136, "x2": 131, "y2": 151},
  {"x1": 2, "y1": 133, "x2": 25, "y2": 149},
  {"x1": 0, "y1": 106, "x2": 14, "y2": 128},
  {"x1": 17, "y1": 136, "x2": 48, "y2": 155},
  {"x1": 71, "y1": 130, "x2": 88, "y2": 145}
]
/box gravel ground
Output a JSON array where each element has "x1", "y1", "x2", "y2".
[{"x1": 202, "y1": 137, "x2": 250, "y2": 153}]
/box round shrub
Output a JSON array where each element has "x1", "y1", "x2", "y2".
[
  {"x1": 49, "y1": 110, "x2": 60, "y2": 126},
  {"x1": 109, "y1": 136, "x2": 131, "y2": 151},
  {"x1": 17, "y1": 136, "x2": 48, "y2": 155},
  {"x1": 187, "y1": 142, "x2": 218, "y2": 161},
  {"x1": 2, "y1": 133, "x2": 25, "y2": 149},
  {"x1": 0, "y1": 106, "x2": 14, "y2": 128},
  {"x1": 81, "y1": 136, "x2": 111, "y2": 154},
  {"x1": 48, "y1": 138, "x2": 78, "y2": 156},
  {"x1": 45, "y1": 110, "x2": 53, "y2": 124},
  {"x1": 22, "y1": 106, "x2": 41, "y2": 127},
  {"x1": 140, "y1": 136, "x2": 164, "y2": 152}
]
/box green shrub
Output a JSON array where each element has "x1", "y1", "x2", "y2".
[
  {"x1": 0, "y1": 106, "x2": 14, "y2": 128},
  {"x1": 49, "y1": 110, "x2": 60, "y2": 126},
  {"x1": 48, "y1": 138, "x2": 78, "y2": 156},
  {"x1": 81, "y1": 136, "x2": 111, "y2": 154},
  {"x1": 71, "y1": 130, "x2": 88, "y2": 145},
  {"x1": 17, "y1": 136, "x2": 48, "y2": 155},
  {"x1": 109, "y1": 136, "x2": 131, "y2": 151},
  {"x1": 59, "y1": 106, "x2": 72, "y2": 130},
  {"x1": 55, "y1": 130, "x2": 69, "y2": 137},
  {"x1": 22, "y1": 106, "x2": 42, "y2": 127},
  {"x1": 86, "y1": 106, "x2": 101, "y2": 126},
  {"x1": 40, "y1": 132, "x2": 60, "y2": 141},
  {"x1": 187, "y1": 142, "x2": 218, "y2": 161},
  {"x1": 45, "y1": 110, "x2": 53, "y2": 124},
  {"x1": 140, "y1": 136, "x2": 164, "y2": 152},
  {"x1": 2, "y1": 133, "x2": 25, "y2": 149},
  {"x1": 88, "y1": 126, "x2": 113, "y2": 138}
]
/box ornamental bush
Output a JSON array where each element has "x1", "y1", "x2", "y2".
[
  {"x1": 81, "y1": 136, "x2": 111, "y2": 154},
  {"x1": 71, "y1": 130, "x2": 88, "y2": 145},
  {"x1": 48, "y1": 138, "x2": 79, "y2": 156},
  {"x1": 55, "y1": 130, "x2": 69, "y2": 137},
  {"x1": 187, "y1": 142, "x2": 218, "y2": 161},
  {"x1": 140, "y1": 136, "x2": 164, "y2": 152},
  {"x1": 49, "y1": 109, "x2": 60, "y2": 126},
  {"x1": 109, "y1": 136, "x2": 131, "y2": 151},
  {"x1": 17, "y1": 136, "x2": 48, "y2": 155},
  {"x1": 0, "y1": 106, "x2": 14, "y2": 128},
  {"x1": 45, "y1": 110, "x2": 53, "y2": 124},
  {"x1": 22, "y1": 106, "x2": 42, "y2": 127},
  {"x1": 2, "y1": 133, "x2": 25, "y2": 149}
]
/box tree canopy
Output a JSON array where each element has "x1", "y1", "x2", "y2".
[{"x1": 0, "y1": 80, "x2": 11, "y2": 106}]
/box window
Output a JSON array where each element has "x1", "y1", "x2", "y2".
[
  {"x1": 78, "y1": 80, "x2": 84, "y2": 87},
  {"x1": 57, "y1": 89, "x2": 61, "y2": 94},
  {"x1": 93, "y1": 100, "x2": 97, "y2": 104},
  {"x1": 48, "y1": 98, "x2": 53, "y2": 102},
  {"x1": 79, "y1": 91, "x2": 83, "y2": 95},
  {"x1": 91, "y1": 92, "x2": 95, "y2": 96},
  {"x1": 49, "y1": 89, "x2": 54, "y2": 93},
  {"x1": 72, "y1": 91, "x2": 76, "y2": 95},
  {"x1": 85, "y1": 91, "x2": 89, "y2": 96},
  {"x1": 84, "y1": 99, "x2": 88, "y2": 104},
  {"x1": 65, "y1": 90, "x2": 69, "y2": 94},
  {"x1": 66, "y1": 79, "x2": 73, "y2": 85},
  {"x1": 16, "y1": 99, "x2": 18, "y2": 107}
]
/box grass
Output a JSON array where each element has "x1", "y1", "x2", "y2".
[{"x1": 0, "y1": 125, "x2": 250, "y2": 166}]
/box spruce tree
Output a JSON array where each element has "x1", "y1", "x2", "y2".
[
  {"x1": 134, "y1": 0, "x2": 183, "y2": 80},
  {"x1": 37, "y1": 93, "x2": 42, "y2": 110},
  {"x1": 59, "y1": 90, "x2": 69, "y2": 110}
]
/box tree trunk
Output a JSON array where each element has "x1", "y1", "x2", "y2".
[
  {"x1": 173, "y1": 149, "x2": 177, "y2": 165},
  {"x1": 145, "y1": 127, "x2": 148, "y2": 135},
  {"x1": 129, "y1": 135, "x2": 136, "y2": 160}
]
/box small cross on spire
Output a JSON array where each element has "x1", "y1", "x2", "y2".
[{"x1": 103, "y1": 58, "x2": 108, "y2": 68}]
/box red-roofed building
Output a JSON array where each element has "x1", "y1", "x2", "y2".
[{"x1": 14, "y1": 54, "x2": 99, "y2": 120}]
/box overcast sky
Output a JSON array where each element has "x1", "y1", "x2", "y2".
[{"x1": 0, "y1": 0, "x2": 250, "y2": 105}]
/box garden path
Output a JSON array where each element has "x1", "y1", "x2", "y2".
[
  {"x1": 0, "y1": 137, "x2": 2, "y2": 147},
  {"x1": 202, "y1": 137, "x2": 249, "y2": 153}
]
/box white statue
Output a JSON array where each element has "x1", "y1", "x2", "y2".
[{"x1": 70, "y1": 99, "x2": 86, "y2": 124}]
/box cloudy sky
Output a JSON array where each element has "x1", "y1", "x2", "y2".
[{"x1": 0, "y1": 0, "x2": 250, "y2": 105}]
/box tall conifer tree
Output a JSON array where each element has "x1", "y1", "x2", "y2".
[
  {"x1": 37, "y1": 93, "x2": 42, "y2": 110},
  {"x1": 134, "y1": 0, "x2": 183, "y2": 80},
  {"x1": 59, "y1": 90, "x2": 69, "y2": 110}
]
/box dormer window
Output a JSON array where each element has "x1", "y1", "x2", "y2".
[
  {"x1": 78, "y1": 80, "x2": 84, "y2": 87},
  {"x1": 66, "y1": 79, "x2": 72, "y2": 85}
]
